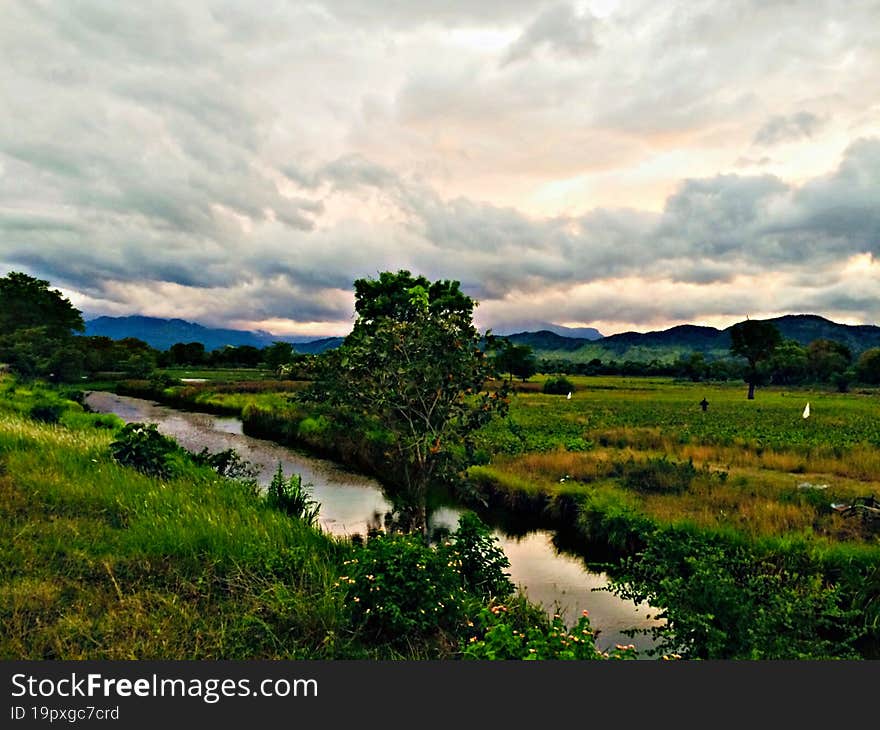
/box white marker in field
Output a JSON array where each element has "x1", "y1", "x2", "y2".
[
  {"x1": 803, "y1": 402, "x2": 810, "y2": 419},
  {"x1": 567, "y1": 392, "x2": 572, "y2": 400}
]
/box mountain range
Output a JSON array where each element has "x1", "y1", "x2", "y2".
[
  {"x1": 84, "y1": 316, "x2": 344, "y2": 354},
  {"x1": 84, "y1": 313, "x2": 880, "y2": 363},
  {"x1": 505, "y1": 314, "x2": 880, "y2": 363}
]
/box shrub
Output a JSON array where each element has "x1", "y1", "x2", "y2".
[
  {"x1": 449, "y1": 512, "x2": 513, "y2": 599},
  {"x1": 461, "y1": 595, "x2": 638, "y2": 660},
  {"x1": 192, "y1": 447, "x2": 258, "y2": 480},
  {"x1": 109, "y1": 422, "x2": 181, "y2": 479},
  {"x1": 28, "y1": 401, "x2": 65, "y2": 424},
  {"x1": 266, "y1": 463, "x2": 320, "y2": 526},
  {"x1": 616, "y1": 456, "x2": 699, "y2": 494},
  {"x1": 297, "y1": 416, "x2": 330, "y2": 439},
  {"x1": 543, "y1": 376, "x2": 575, "y2": 395},
  {"x1": 342, "y1": 532, "x2": 468, "y2": 642},
  {"x1": 608, "y1": 529, "x2": 863, "y2": 659},
  {"x1": 342, "y1": 513, "x2": 514, "y2": 644}
]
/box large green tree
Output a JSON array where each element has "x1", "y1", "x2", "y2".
[
  {"x1": 806, "y1": 339, "x2": 852, "y2": 382},
  {"x1": 0, "y1": 271, "x2": 83, "y2": 338},
  {"x1": 0, "y1": 272, "x2": 85, "y2": 379},
  {"x1": 494, "y1": 340, "x2": 538, "y2": 384},
  {"x1": 856, "y1": 348, "x2": 880, "y2": 384},
  {"x1": 309, "y1": 270, "x2": 507, "y2": 535},
  {"x1": 729, "y1": 319, "x2": 782, "y2": 399},
  {"x1": 263, "y1": 341, "x2": 295, "y2": 376}
]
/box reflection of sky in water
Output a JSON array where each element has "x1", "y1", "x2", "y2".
[
  {"x1": 429, "y1": 507, "x2": 661, "y2": 651},
  {"x1": 86, "y1": 391, "x2": 663, "y2": 652}
]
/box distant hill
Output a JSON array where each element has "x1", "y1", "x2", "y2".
[
  {"x1": 84, "y1": 316, "x2": 343, "y2": 354},
  {"x1": 508, "y1": 314, "x2": 880, "y2": 364},
  {"x1": 84, "y1": 313, "x2": 880, "y2": 364},
  {"x1": 494, "y1": 321, "x2": 603, "y2": 340}
]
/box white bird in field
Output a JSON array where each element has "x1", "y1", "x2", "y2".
[
  {"x1": 803, "y1": 402, "x2": 810, "y2": 419},
  {"x1": 566, "y1": 392, "x2": 572, "y2": 400}
]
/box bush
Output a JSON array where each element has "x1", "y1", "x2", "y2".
[
  {"x1": 150, "y1": 372, "x2": 182, "y2": 389},
  {"x1": 616, "y1": 456, "x2": 699, "y2": 494},
  {"x1": 461, "y1": 595, "x2": 638, "y2": 660},
  {"x1": 608, "y1": 529, "x2": 863, "y2": 659},
  {"x1": 342, "y1": 532, "x2": 469, "y2": 642},
  {"x1": 343, "y1": 513, "x2": 514, "y2": 644},
  {"x1": 192, "y1": 447, "x2": 258, "y2": 480},
  {"x1": 543, "y1": 376, "x2": 575, "y2": 395},
  {"x1": 266, "y1": 463, "x2": 320, "y2": 526},
  {"x1": 109, "y1": 422, "x2": 181, "y2": 479},
  {"x1": 449, "y1": 512, "x2": 513, "y2": 599},
  {"x1": 28, "y1": 401, "x2": 65, "y2": 424}
]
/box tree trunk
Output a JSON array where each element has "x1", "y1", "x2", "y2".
[
  {"x1": 414, "y1": 500, "x2": 428, "y2": 539},
  {"x1": 747, "y1": 381, "x2": 755, "y2": 400}
]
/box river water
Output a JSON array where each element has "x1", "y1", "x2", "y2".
[{"x1": 85, "y1": 391, "x2": 662, "y2": 652}]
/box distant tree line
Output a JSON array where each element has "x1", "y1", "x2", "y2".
[
  {"x1": 0, "y1": 271, "x2": 313, "y2": 382},
  {"x1": 536, "y1": 330, "x2": 880, "y2": 391}
]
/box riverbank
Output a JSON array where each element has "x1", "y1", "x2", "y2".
[
  {"x1": 1, "y1": 378, "x2": 641, "y2": 660},
  {"x1": 85, "y1": 390, "x2": 664, "y2": 651},
  {"x1": 106, "y1": 376, "x2": 880, "y2": 658}
]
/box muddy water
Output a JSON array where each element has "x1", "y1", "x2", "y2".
[{"x1": 86, "y1": 391, "x2": 663, "y2": 652}]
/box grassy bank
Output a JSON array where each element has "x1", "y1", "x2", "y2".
[
  {"x1": 4, "y1": 377, "x2": 637, "y2": 661},
  {"x1": 0, "y1": 381, "x2": 358, "y2": 659}
]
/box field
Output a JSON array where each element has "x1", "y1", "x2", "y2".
[
  {"x1": 470, "y1": 376, "x2": 880, "y2": 543},
  {"x1": 132, "y1": 374, "x2": 880, "y2": 546},
  {"x1": 92, "y1": 373, "x2": 880, "y2": 657}
]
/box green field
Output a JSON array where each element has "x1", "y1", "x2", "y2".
[
  {"x1": 158, "y1": 367, "x2": 275, "y2": 381},
  {"x1": 115, "y1": 373, "x2": 880, "y2": 546}
]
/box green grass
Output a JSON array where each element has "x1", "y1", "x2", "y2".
[
  {"x1": 157, "y1": 367, "x2": 275, "y2": 382},
  {"x1": 0, "y1": 377, "x2": 437, "y2": 659}
]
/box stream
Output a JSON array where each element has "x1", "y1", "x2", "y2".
[{"x1": 85, "y1": 390, "x2": 663, "y2": 652}]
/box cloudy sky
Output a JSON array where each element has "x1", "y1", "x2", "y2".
[{"x1": 2, "y1": 1, "x2": 879, "y2": 337}]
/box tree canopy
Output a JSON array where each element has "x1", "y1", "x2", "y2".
[
  {"x1": 729, "y1": 319, "x2": 782, "y2": 399},
  {"x1": 0, "y1": 271, "x2": 84, "y2": 338},
  {"x1": 494, "y1": 340, "x2": 538, "y2": 384},
  {"x1": 308, "y1": 270, "x2": 507, "y2": 534}
]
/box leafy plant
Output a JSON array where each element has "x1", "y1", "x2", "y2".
[
  {"x1": 192, "y1": 447, "x2": 258, "y2": 480},
  {"x1": 341, "y1": 531, "x2": 469, "y2": 643},
  {"x1": 449, "y1": 512, "x2": 513, "y2": 599},
  {"x1": 266, "y1": 463, "x2": 320, "y2": 526},
  {"x1": 28, "y1": 401, "x2": 66, "y2": 424},
  {"x1": 608, "y1": 529, "x2": 863, "y2": 659},
  {"x1": 461, "y1": 595, "x2": 638, "y2": 660},
  {"x1": 109, "y1": 422, "x2": 181, "y2": 479},
  {"x1": 342, "y1": 513, "x2": 514, "y2": 644},
  {"x1": 542, "y1": 376, "x2": 575, "y2": 395}
]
